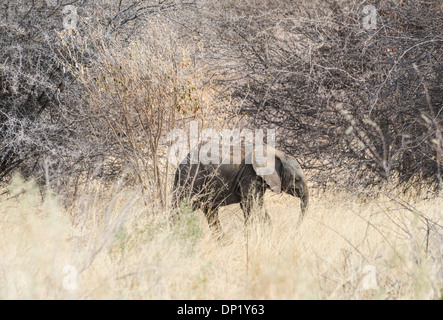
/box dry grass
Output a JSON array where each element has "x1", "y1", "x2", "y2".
[{"x1": 0, "y1": 174, "x2": 442, "y2": 299}]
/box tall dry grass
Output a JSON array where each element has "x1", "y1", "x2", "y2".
[
  {"x1": 0, "y1": 174, "x2": 441, "y2": 299},
  {"x1": 2, "y1": 0, "x2": 441, "y2": 301}
]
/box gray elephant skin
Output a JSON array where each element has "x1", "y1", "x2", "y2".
[{"x1": 172, "y1": 144, "x2": 309, "y2": 235}]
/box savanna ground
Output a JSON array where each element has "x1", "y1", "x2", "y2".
[{"x1": 0, "y1": 174, "x2": 441, "y2": 299}]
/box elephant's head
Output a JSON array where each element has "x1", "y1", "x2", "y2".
[{"x1": 250, "y1": 147, "x2": 309, "y2": 217}]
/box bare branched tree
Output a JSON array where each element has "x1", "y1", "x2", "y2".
[
  {"x1": 0, "y1": 1, "x2": 199, "y2": 200},
  {"x1": 1, "y1": 0, "x2": 441, "y2": 200},
  {"x1": 197, "y1": 0, "x2": 443, "y2": 192}
]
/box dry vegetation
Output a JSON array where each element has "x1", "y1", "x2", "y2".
[
  {"x1": 0, "y1": 0, "x2": 442, "y2": 299},
  {"x1": 0, "y1": 174, "x2": 441, "y2": 299}
]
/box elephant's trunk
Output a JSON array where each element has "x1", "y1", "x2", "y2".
[{"x1": 299, "y1": 181, "x2": 309, "y2": 222}]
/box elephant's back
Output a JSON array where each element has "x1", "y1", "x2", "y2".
[{"x1": 178, "y1": 142, "x2": 246, "y2": 165}]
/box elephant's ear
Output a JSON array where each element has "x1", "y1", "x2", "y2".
[{"x1": 249, "y1": 147, "x2": 283, "y2": 194}]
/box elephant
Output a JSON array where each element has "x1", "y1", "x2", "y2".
[{"x1": 172, "y1": 143, "x2": 309, "y2": 236}]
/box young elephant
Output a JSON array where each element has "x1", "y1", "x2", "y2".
[{"x1": 172, "y1": 144, "x2": 309, "y2": 236}]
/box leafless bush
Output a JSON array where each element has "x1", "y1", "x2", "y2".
[
  {"x1": 0, "y1": 1, "x2": 200, "y2": 200},
  {"x1": 1, "y1": 0, "x2": 441, "y2": 199},
  {"x1": 0, "y1": 0, "x2": 89, "y2": 189},
  {"x1": 62, "y1": 18, "x2": 206, "y2": 206},
  {"x1": 197, "y1": 0, "x2": 443, "y2": 192}
]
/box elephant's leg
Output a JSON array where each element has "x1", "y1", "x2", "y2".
[
  {"x1": 203, "y1": 207, "x2": 223, "y2": 238},
  {"x1": 240, "y1": 189, "x2": 271, "y2": 226},
  {"x1": 239, "y1": 201, "x2": 252, "y2": 225},
  {"x1": 255, "y1": 193, "x2": 271, "y2": 223},
  {"x1": 239, "y1": 180, "x2": 256, "y2": 225},
  {"x1": 169, "y1": 190, "x2": 182, "y2": 226}
]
